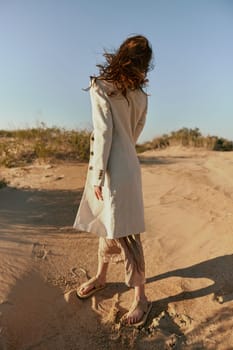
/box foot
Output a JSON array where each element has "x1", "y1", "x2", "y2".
[
  {"x1": 77, "y1": 276, "x2": 106, "y2": 298},
  {"x1": 124, "y1": 298, "x2": 152, "y2": 327}
]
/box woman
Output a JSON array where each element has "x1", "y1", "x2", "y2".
[{"x1": 73, "y1": 35, "x2": 153, "y2": 327}]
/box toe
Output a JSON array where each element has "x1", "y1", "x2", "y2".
[{"x1": 78, "y1": 284, "x2": 93, "y2": 296}]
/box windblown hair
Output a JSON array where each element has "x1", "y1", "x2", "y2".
[{"x1": 96, "y1": 35, "x2": 153, "y2": 98}]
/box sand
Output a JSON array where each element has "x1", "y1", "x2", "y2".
[{"x1": 0, "y1": 147, "x2": 233, "y2": 349}]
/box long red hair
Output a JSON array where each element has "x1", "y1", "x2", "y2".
[{"x1": 96, "y1": 35, "x2": 153, "y2": 97}]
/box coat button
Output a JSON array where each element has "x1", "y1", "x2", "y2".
[
  {"x1": 91, "y1": 136, "x2": 94, "y2": 141},
  {"x1": 89, "y1": 166, "x2": 93, "y2": 170},
  {"x1": 90, "y1": 151, "x2": 94, "y2": 155}
]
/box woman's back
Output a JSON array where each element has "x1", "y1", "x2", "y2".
[{"x1": 91, "y1": 78, "x2": 147, "y2": 147}]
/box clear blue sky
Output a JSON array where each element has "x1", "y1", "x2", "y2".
[{"x1": 0, "y1": 0, "x2": 232, "y2": 142}]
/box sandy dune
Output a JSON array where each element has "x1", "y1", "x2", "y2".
[{"x1": 1, "y1": 147, "x2": 233, "y2": 349}]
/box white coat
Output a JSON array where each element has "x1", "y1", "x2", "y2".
[{"x1": 73, "y1": 78, "x2": 147, "y2": 239}]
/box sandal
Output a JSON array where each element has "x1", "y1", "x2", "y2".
[
  {"x1": 121, "y1": 299, "x2": 152, "y2": 327},
  {"x1": 76, "y1": 277, "x2": 106, "y2": 299}
]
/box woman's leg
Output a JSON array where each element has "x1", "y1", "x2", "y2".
[
  {"x1": 96, "y1": 260, "x2": 109, "y2": 284},
  {"x1": 129, "y1": 284, "x2": 148, "y2": 324},
  {"x1": 77, "y1": 262, "x2": 109, "y2": 297},
  {"x1": 118, "y1": 234, "x2": 149, "y2": 324},
  {"x1": 77, "y1": 237, "x2": 120, "y2": 296}
]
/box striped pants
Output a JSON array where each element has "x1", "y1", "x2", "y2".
[{"x1": 98, "y1": 234, "x2": 146, "y2": 287}]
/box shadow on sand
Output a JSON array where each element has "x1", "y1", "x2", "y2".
[
  {"x1": 1, "y1": 185, "x2": 233, "y2": 348},
  {"x1": 0, "y1": 186, "x2": 83, "y2": 236},
  {"x1": 147, "y1": 254, "x2": 233, "y2": 305},
  {"x1": 138, "y1": 155, "x2": 193, "y2": 166},
  {"x1": 141, "y1": 255, "x2": 233, "y2": 349},
  {"x1": 0, "y1": 270, "x2": 119, "y2": 350},
  {"x1": 138, "y1": 156, "x2": 174, "y2": 165}
]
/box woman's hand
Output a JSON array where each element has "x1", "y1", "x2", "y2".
[{"x1": 94, "y1": 185, "x2": 103, "y2": 201}]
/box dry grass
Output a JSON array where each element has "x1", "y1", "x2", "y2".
[
  {"x1": 137, "y1": 127, "x2": 233, "y2": 153},
  {"x1": 0, "y1": 125, "x2": 232, "y2": 168},
  {"x1": 0, "y1": 123, "x2": 91, "y2": 167}
]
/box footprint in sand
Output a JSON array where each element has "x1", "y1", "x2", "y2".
[{"x1": 31, "y1": 242, "x2": 50, "y2": 260}]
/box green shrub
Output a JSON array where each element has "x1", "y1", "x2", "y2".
[{"x1": 213, "y1": 138, "x2": 233, "y2": 151}]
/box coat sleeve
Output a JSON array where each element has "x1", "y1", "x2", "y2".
[
  {"x1": 134, "y1": 100, "x2": 148, "y2": 144},
  {"x1": 89, "y1": 80, "x2": 113, "y2": 187}
]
